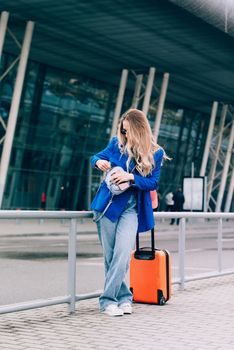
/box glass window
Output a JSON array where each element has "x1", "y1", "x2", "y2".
[{"x1": 0, "y1": 52, "x2": 214, "y2": 211}]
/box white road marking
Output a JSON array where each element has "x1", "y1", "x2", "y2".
[
  {"x1": 78, "y1": 261, "x2": 104, "y2": 266},
  {"x1": 216, "y1": 238, "x2": 234, "y2": 242},
  {"x1": 185, "y1": 248, "x2": 205, "y2": 253},
  {"x1": 172, "y1": 266, "x2": 214, "y2": 271},
  {"x1": 77, "y1": 262, "x2": 215, "y2": 270}
]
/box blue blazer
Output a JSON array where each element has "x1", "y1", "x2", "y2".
[{"x1": 90, "y1": 137, "x2": 164, "y2": 233}]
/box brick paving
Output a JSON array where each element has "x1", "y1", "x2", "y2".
[{"x1": 0, "y1": 275, "x2": 234, "y2": 350}]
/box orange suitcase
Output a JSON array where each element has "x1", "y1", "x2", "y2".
[{"x1": 130, "y1": 228, "x2": 172, "y2": 305}]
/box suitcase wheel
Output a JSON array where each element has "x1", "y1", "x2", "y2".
[
  {"x1": 159, "y1": 296, "x2": 165, "y2": 305},
  {"x1": 157, "y1": 290, "x2": 165, "y2": 305}
]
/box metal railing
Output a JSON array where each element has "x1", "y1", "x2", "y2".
[{"x1": 0, "y1": 210, "x2": 233, "y2": 315}]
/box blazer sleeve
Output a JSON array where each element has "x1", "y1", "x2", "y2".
[
  {"x1": 91, "y1": 137, "x2": 117, "y2": 168},
  {"x1": 133, "y1": 148, "x2": 164, "y2": 191}
]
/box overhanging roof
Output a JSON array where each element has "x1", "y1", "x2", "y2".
[
  {"x1": 170, "y1": 0, "x2": 234, "y2": 38},
  {"x1": 0, "y1": 0, "x2": 234, "y2": 114}
]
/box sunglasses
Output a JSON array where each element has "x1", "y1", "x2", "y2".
[{"x1": 121, "y1": 128, "x2": 127, "y2": 135}]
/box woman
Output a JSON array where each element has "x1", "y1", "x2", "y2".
[{"x1": 91, "y1": 109, "x2": 165, "y2": 316}]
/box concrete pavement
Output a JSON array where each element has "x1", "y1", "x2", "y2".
[
  {"x1": 0, "y1": 275, "x2": 234, "y2": 350},
  {"x1": 0, "y1": 218, "x2": 234, "y2": 349}
]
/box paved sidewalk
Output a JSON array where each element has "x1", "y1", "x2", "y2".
[{"x1": 0, "y1": 275, "x2": 233, "y2": 350}]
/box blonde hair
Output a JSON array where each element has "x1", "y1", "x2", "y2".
[{"x1": 117, "y1": 109, "x2": 163, "y2": 176}]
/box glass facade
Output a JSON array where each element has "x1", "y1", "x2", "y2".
[{"x1": 0, "y1": 52, "x2": 212, "y2": 210}]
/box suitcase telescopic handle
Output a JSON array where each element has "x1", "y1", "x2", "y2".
[{"x1": 135, "y1": 228, "x2": 155, "y2": 260}]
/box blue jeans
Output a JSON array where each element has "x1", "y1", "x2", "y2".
[{"x1": 95, "y1": 195, "x2": 138, "y2": 311}]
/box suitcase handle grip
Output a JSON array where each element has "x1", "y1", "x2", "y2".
[
  {"x1": 136, "y1": 228, "x2": 155, "y2": 252},
  {"x1": 134, "y1": 249, "x2": 155, "y2": 260}
]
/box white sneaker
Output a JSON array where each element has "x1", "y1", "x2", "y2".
[
  {"x1": 119, "y1": 303, "x2": 132, "y2": 314},
  {"x1": 102, "y1": 304, "x2": 124, "y2": 317}
]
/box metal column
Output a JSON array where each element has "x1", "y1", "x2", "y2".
[
  {"x1": 200, "y1": 101, "x2": 218, "y2": 177},
  {"x1": 0, "y1": 21, "x2": 34, "y2": 208},
  {"x1": 110, "y1": 69, "x2": 128, "y2": 139},
  {"x1": 207, "y1": 105, "x2": 227, "y2": 204},
  {"x1": 142, "y1": 67, "x2": 155, "y2": 116},
  {"x1": 0, "y1": 11, "x2": 9, "y2": 60},
  {"x1": 215, "y1": 117, "x2": 234, "y2": 212},
  {"x1": 131, "y1": 74, "x2": 143, "y2": 108},
  {"x1": 224, "y1": 168, "x2": 234, "y2": 212},
  {"x1": 153, "y1": 72, "x2": 169, "y2": 143}
]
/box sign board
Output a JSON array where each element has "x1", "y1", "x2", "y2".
[{"x1": 183, "y1": 177, "x2": 206, "y2": 211}]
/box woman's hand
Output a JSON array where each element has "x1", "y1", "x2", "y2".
[
  {"x1": 96, "y1": 160, "x2": 111, "y2": 172},
  {"x1": 110, "y1": 171, "x2": 134, "y2": 184}
]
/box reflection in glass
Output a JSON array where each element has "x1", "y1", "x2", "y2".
[{"x1": 0, "y1": 53, "x2": 211, "y2": 211}]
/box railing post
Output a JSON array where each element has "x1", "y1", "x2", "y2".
[
  {"x1": 217, "y1": 218, "x2": 223, "y2": 273},
  {"x1": 179, "y1": 217, "x2": 186, "y2": 290},
  {"x1": 68, "y1": 218, "x2": 77, "y2": 313}
]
